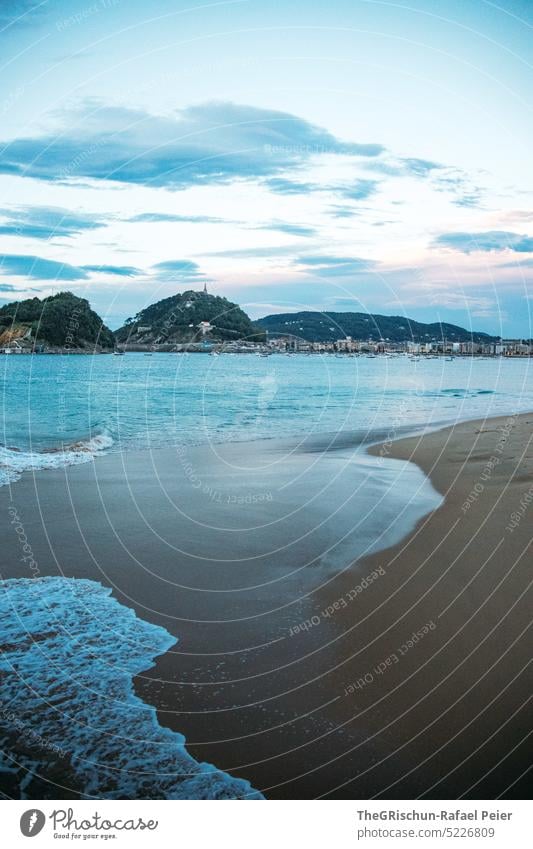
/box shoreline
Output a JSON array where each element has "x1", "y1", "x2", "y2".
[
  {"x1": 0, "y1": 412, "x2": 531, "y2": 799},
  {"x1": 135, "y1": 411, "x2": 533, "y2": 799},
  {"x1": 0, "y1": 418, "x2": 451, "y2": 490}
]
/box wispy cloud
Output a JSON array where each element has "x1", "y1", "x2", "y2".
[
  {"x1": 434, "y1": 230, "x2": 533, "y2": 253},
  {"x1": 254, "y1": 221, "x2": 316, "y2": 237},
  {"x1": 296, "y1": 255, "x2": 376, "y2": 276},
  {"x1": 264, "y1": 176, "x2": 381, "y2": 202},
  {"x1": 433, "y1": 170, "x2": 484, "y2": 209},
  {"x1": 81, "y1": 264, "x2": 142, "y2": 277},
  {"x1": 0, "y1": 206, "x2": 107, "y2": 240},
  {"x1": 0, "y1": 282, "x2": 41, "y2": 293},
  {"x1": 151, "y1": 259, "x2": 204, "y2": 282},
  {"x1": 364, "y1": 156, "x2": 442, "y2": 178},
  {"x1": 328, "y1": 204, "x2": 360, "y2": 219},
  {"x1": 128, "y1": 212, "x2": 227, "y2": 224},
  {"x1": 401, "y1": 158, "x2": 442, "y2": 177},
  {"x1": 0, "y1": 253, "x2": 89, "y2": 280},
  {"x1": 0, "y1": 253, "x2": 144, "y2": 281},
  {"x1": 337, "y1": 179, "x2": 380, "y2": 201},
  {"x1": 262, "y1": 178, "x2": 320, "y2": 195},
  {"x1": 205, "y1": 244, "x2": 303, "y2": 259}
]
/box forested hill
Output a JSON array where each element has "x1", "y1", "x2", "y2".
[
  {"x1": 257, "y1": 311, "x2": 499, "y2": 344},
  {"x1": 0, "y1": 292, "x2": 115, "y2": 349},
  {"x1": 115, "y1": 291, "x2": 265, "y2": 344}
]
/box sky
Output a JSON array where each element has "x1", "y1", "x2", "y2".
[{"x1": 0, "y1": 0, "x2": 531, "y2": 335}]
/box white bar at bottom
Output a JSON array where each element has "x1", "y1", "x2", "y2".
[{"x1": 4, "y1": 799, "x2": 529, "y2": 848}]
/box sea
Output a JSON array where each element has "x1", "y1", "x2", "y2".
[{"x1": 1, "y1": 352, "x2": 532, "y2": 486}]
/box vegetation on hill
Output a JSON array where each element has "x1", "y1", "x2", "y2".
[
  {"x1": 0, "y1": 292, "x2": 115, "y2": 349},
  {"x1": 257, "y1": 311, "x2": 499, "y2": 344},
  {"x1": 115, "y1": 290, "x2": 265, "y2": 344}
]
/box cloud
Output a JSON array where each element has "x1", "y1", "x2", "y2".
[
  {"x1": 0, "y1": 282, "x2": 42, "y2": 292},
  {"x1": 434, "y1": 230, "x2": 533, "y2": 254},
  {"x1": 328, "y1": 204, "x2": 360, "y2": 219},
  {"x1": 0, "y1": 253, "x2": 142, "y2": 281},
  {"x1": 0, "y1": 206, "x2": 107, "y2": 239},
  {"x1": 364, "y1": 157, "x2": 442, "y2": 178},
  {"x1": 255, "y1": 221, "x2": 316, "y2": 237},
  {"x1": 205, "y1": 244, "x2": 303, "y2": 259},
  {"x1": 363, "y1": 156, "x2": 484, "y2": 208},
  {"x1": 296, "y1": 255, "x2": 376, "y2": 276},
  {"x1": 263, "y1": 178, "x2": 320, "y2": 195},
  {"x1": 452, "y1": 195, "x2": 481, "y2": 209},
  {"x1": 151, "y1": 259, "x2": 204, "y2": 282},
  {"x1": 433, "y1": 170, "x2": 484, "y2": 209},
  {"x1": 400, "y1": 158, "x2": 442, "y2": 177},
  {"x1": 338, "y1": 179, "x2": 380, "y2": 201},
  {"x1": 128, "y1": 212, "x2": 226, "y2": 224},
  {"x1": 264, "y1": 176, "x2": 381, "y2": 202},
  {"x1": 0, "y1": 100, "x2": 384, "y2": 189},
  {"x1": 81, "y1": 264, "x2": 142, "y2": 277},
  {"x1": 0, "y1": 254, "x2": 89, "y2": 280}
]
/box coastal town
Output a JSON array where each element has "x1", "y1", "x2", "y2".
[
  {"x1": 2, "y1": 328, "x2": 532, "y2": 357},
  {"x1": 263, "y1": 335, "x2": 533, "y2": 357}
]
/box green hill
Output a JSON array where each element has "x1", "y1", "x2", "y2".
[
  {"x1": 0, "y1": 291, "x2": 115, "y2": 349},
  {"x1": 257, "y1": 311, "x2": 499, "y2": 344},
  {"x1": 116, "y1": 290, "x2": 265, "y2": 345}
]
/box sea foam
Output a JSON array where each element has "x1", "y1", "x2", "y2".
[
  {"x1": 0, "y1": 434, "x2": 113, "y2": 486},
  {"x1": 0, "y1": 577, "x2": 262, "y2": 799}
]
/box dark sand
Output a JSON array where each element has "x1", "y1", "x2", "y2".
[{"x1": 1, "y1": 415, "x2": 531, "y2": 799}]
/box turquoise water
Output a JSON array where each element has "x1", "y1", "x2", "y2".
[{"x1": 1, "y1": 352, "x2": 532, "y2": 484}]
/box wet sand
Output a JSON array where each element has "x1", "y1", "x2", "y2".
[{"x1": 1, "y1": 415, "x2": 531, "y2": 799}]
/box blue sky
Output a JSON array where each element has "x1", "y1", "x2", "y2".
[{"x1": 0, "y1": 0, "x2": 531, "y2": 334}]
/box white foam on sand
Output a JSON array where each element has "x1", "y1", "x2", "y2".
[
  {"x1": 0, "y1": 434, "x2": 113, "y2": 486},
  {"x1": 0, "y1": 576, "x2": 262, "y2": 799}
]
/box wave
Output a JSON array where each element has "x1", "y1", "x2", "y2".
[
  {"x1": 0, "y1": 576, "x2": 263, "y2": 800},
  {"x1": 440, "y1": 388, "x2": 495, "y2": 398},
  {"x1": 0, "y1": 433, "x2": 113, "y2": 486}
]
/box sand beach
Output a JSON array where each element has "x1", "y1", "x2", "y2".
[{"x1": 1, "y1": 414, "x2": 531, "y2": 798}]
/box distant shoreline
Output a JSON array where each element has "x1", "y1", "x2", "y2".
[{"x1": 2, "y1": 347, "x2": 532, "y2": 357}]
